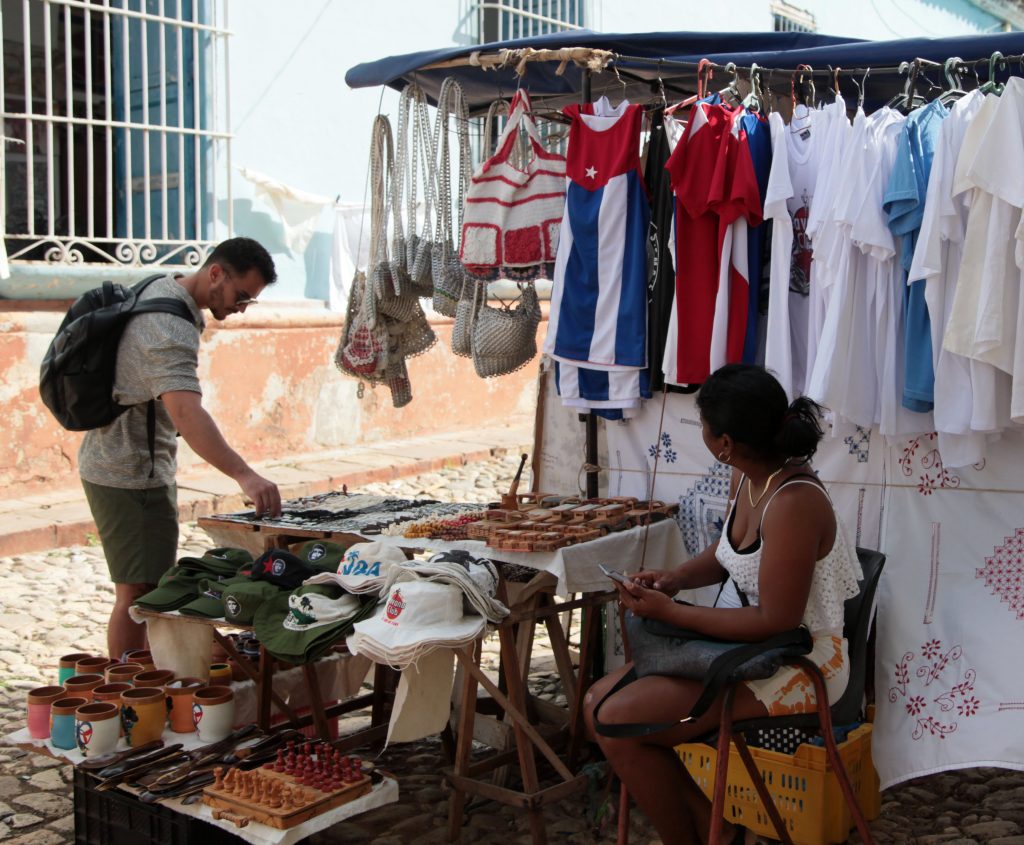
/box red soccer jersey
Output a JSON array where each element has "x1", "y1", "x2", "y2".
[{"x1": 666, "y1": 102, "x2": 763, "y2": 384}]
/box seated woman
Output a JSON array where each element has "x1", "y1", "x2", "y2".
[{"x1": 582, "y1": 364, "x2": 862, "y2": 845}]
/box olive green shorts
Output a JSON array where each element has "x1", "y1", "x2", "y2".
[{"x1": 82, "y1": 479, "x2": 178, "y2": 585}]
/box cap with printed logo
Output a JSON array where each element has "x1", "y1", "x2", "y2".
[
  {"x1": 178, "y1": 576, "x2": 249, "y2": 619},
  {"x1": 303, "y1": 541, "x2": 407, "y2": 594},
  {"x1": 293, "y1": 540, "x2": 348, "y2": 573},
  {"x1": 221, "y1": 580, "x2": 281, "y2": 625},
  {"x1": 249, "y1": 549, "x2": 318, "y2": 589},
  {"x1": 254, "y1": 584, "x2": 375, "y2": 663},
  {"x1": 177, "y1": 547, "x2": 253, "y2": 577}
]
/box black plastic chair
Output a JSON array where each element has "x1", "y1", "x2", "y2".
[
  {"x1": 704, "y1": 547, "x2": 885, "y2": 845},
  {"x1": 614, "y1": 547, "x2": 886, "y2": 845}
]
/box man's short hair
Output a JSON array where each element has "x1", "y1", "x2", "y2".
[{"x1": 205, "y1": 237, "x2": 277, "y2": 285}]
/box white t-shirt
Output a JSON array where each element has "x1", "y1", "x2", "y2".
[
  {"x1": 784, "y1": 104, "x2": 822, "y2": 395},
  {"x1": 961, "y1": 78, "x2": 1024, "y2": 422},
  {"x1": 763, "y1": 112, "x2": 797, "y2": 398},
  {"x1": 908, "y1": 90, "x2": 1005, "y2": 465}
]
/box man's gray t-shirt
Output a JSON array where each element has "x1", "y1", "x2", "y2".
[{"x1": 78, "y1": 275, "x2": 205, "y2": 489}]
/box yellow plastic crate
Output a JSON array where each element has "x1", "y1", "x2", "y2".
[{"x1": 676, "y1": 723, "x2": 880, "y2": 845}]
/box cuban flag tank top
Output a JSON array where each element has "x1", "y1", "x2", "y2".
[{"x1": 544, "y1": 97, "x2": 649, "y2": 372}]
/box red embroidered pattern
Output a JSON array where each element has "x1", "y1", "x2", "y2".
[
  {"x1": 888, "y1": 639, "x2": 980, "y2": 740},
  {"x1": 976, "y1": 527, "x2": 1024, "y2": 621}
]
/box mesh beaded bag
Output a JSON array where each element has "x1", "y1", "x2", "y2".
[
  {"x1": 431, "y1": 79, "x2": 472, "y2": 317},
  {"x1": 451, "y1": 275, "x2": 482, "y2": 358},
  {"x1": 392, "y1": 83, "x2": 438, "y2": 297},
  {"x1": 471, "y1": 282, "x2": 541, "y2": 378}
]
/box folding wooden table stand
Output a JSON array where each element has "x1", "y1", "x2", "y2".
[{"x1": 445, "y1": 580, "x2": 615, "y2": 845}]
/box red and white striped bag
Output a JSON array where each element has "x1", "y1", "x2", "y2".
[{"x1": 460, "y1": 91, "x2": 566, "y2": 282}]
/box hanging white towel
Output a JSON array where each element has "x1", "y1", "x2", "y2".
[
  {"x1": 240, "y1": 167, "x2": 331, "y2": 255},
  {"x1": 329, "y1": 203, "x2": 372, "y2": 312}
]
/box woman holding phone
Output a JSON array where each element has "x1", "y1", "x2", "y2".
[{"x1": 582, "y1": 363, "x2": 863, "y2": 845}]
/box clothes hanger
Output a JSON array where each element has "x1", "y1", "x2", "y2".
[
  {"x1": 851, "y1": 67, "x2": 870, "y2": 111},
  {"x1": 980, "y1": 51, "x2": 1005, "y2": 95},
  {"x1": 743, "y1": 63, "x2": 763, "y2": 112},
  {"x1": 790, "y1": 65, "x2": 815, "y2": 132},
  {"x1": 717, "y1": 62, "x2": 742, "y2": 107},
  {"x1": 667, "y1": 58, "x2": 713, "y2": 116},
  {"x1": 827, "y1": 65, "x2": 842, "y2": 101}
]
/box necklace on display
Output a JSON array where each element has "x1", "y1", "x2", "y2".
[{"x1": 747, "y1": 465, "x2": 787, "y2": 509}]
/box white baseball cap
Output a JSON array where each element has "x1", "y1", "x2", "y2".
[{"x1": 304, "y1": 541, "x2": 407, "y2": 594}]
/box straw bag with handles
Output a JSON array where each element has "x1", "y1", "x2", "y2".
[{"x1": 460, "y1": 91, "x2": 565, "y2": 282}]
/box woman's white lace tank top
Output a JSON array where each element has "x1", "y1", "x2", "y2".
[{"x1": 714, "y1": 477, "x2": 863, "y2": 634}]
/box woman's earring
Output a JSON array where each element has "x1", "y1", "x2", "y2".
[{"x1": 718, "y1": 450, "x2": 731, "y2": 464}]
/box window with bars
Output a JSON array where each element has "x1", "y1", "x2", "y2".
[
  {"x1": 1, "y1": 0, "x2": 231, "y2": 269},
  {"x1": 476, "y1": 0, "x2": 587, "y2": 44},
  {"x1": 770, "y1": 0, "x2": 817, "y2": 32}
]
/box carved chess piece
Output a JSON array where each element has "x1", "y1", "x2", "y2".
[{"x1": 213, "y1": 767, "x2": 225, "y2": 790}]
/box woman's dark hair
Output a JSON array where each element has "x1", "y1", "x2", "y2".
[{"x1": 696, "y1": 364, "x2": 825, "y2": 461}]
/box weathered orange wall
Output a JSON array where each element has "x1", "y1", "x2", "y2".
[{"x1": 0, "y1": 302, "x2": 543, "y2": 499}]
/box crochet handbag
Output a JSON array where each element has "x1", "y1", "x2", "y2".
[
  {"x1": 460, "y1": 91, "x2": 565, "y2": 282},
  {"x1": 431, "y1": 79, "x2": 471, "y2": 317},
  {"x1": 471, "y1": 282, "x2": 541, "y2": 378}
]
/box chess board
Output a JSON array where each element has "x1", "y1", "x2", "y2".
[{"x1": 202, "y1": 744, "x2": 372, "y2": 829}]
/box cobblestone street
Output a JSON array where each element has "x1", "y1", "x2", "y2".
[{"x1": 0, "y1": 456, "x2": 1022, "y2": 844}]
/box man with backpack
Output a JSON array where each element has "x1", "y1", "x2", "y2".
[{"x1": 75, "y1": 237, "x2": 283, "y2": 660}]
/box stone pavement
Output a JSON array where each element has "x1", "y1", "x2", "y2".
[
  {"x1": 0, "y1": 420, "x2": 535, "y2": 557},
  {"x1": 1, "y1": 454, "x2": 1023, "y2": 844}
]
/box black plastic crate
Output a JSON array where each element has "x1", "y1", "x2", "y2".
[{"x1": 73, "y1": 768, "x2": 241, "y2": 845}]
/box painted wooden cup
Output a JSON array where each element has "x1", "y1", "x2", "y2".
[
  {"x1": 164, "y1": 678, "x2": 203, "y2": 734},
  {"x1": 62, "y1": 674, "x2": 105, "y2": 703},
  {"x1": 207, "y1": 663, "x2": 232, "y2": 684},
  {"x1": 94, "y1": 683, "x2": 133, "y2": 736},
  {"x1": 192, "y1": 686, "x2": 235, "y2": 743},
  {"x1": 26, "y1": 686, "x2": 66, "y2": 740},
  {"x1": 123, "y1": 650, "x2": 155, "y2": 672},
  {"x1": 132, "y1": 669, "x2": 175, "y2": 689},
  {"x1": 75, "y1": 701, "x2": 120, "y2": 757},
  {"x1": 120, "y1": 687, "x2": 166, "y2": 747},
  {"x1": 105, "y1": 663, "x2": 145, "y2": 685},
  {"x1": 75, "y1": 656, "x2": 114, "y2": 677},
  {"x1": 49, "y1": 696, "x2": 88, "y2": 750},
  {"x1": 58, "y1": 653, "x2": 94, "y2": 686}
]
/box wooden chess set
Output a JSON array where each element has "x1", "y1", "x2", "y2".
[{"x1": 202, "y1": 740, "x2": 372, "y2": 829}]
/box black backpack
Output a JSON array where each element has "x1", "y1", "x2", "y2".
[{"x1": 39, "y1": 274, "x2": 198, "y2": 476}]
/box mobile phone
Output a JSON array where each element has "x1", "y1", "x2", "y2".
[{"x1": 599, "y1": 564, "x2": 630, "y2": 585}]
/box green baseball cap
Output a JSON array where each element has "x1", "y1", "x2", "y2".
[
  {"x1": 293, "y1": 540, "x2": 349, "y2": 573},
  {"x1": 134, "y1": 566, "x2": 207, "y2": 611},
  {"x1": 178, "y1": 576, "x2": 250, "y2": 619},
  {"x1": 254, "y1": 585, "x2": 374, "y2": 664},
  {"x1": 222, "y1": 580, "x2": 281, "y2": 625},
  {"x1": 177, "y1": 548, "x2": 253, "y2": 577}
]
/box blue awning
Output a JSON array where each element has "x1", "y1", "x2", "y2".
[{"x1": 345, "y1": 29, "x2": 1024, "y2": 113}]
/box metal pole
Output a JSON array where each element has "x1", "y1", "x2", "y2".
[{"x1": 577, "y1": 68, "x2": 599, "y2": 500}]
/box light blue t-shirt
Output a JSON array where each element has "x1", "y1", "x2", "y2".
[{"x1": 883, "y1": 99, "x2": 948, "y2": 413}]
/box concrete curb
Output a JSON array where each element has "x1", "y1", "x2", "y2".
[{"x1": 0, "y1": 424, "x2": 533, "y2": 558}]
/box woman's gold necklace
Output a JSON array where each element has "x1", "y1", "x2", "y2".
[{"x1": 748, "y1": 466, "x2": 786, "y2": 508}]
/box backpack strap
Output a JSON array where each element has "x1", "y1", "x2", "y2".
[{"x1": 125, "y1": 277, "x2": 198, "y2": 479}]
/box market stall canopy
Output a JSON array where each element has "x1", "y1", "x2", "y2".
[{"x1": 345, "y1": 29, "x2": 1024, "y2": 113}]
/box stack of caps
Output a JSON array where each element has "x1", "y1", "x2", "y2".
[
  {"x1": 381, "y1": 550, "x2": 509, "y2": 623},
  {"x1": 346, "y1": 579, "x2": 486, "y2": 667},
  {"x1": 303, "y1": 542, "x2": 408, "y2": 595},
  {"x1": 135, "y1": 548, "x2": 253, "y2": 612},
  {"x1": 253, "y1": 583, "x2": 377, "y2": 664}
]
